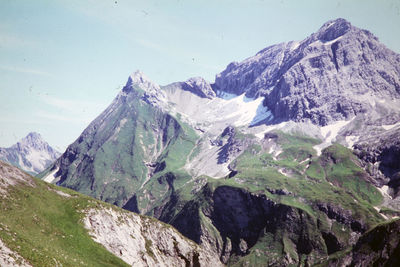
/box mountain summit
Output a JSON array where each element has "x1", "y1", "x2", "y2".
[
  {"x1": 0, "y1": 132, "x2": 61, "y2": 174},
  {"x1": 213, "y1": 18, "x2": 400, "y2": 125}
]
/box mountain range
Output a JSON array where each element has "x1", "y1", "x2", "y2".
[
  {"x1": 0, "y1": 132, "x2": 61, "y2": 175},
  {"x1": 28, "y1": 18, "x2": 400, "y2": 266}
]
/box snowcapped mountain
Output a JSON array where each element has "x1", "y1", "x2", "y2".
[
  {"x1": 40, "y1": 18, "x2": 400, "y2": 266},
  {"x1": 0, "y1": 132, "x2": 61, "y2": 174}
]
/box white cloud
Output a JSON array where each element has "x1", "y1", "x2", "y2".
[
  {"x1": 36, "y1": 111, "x2": 89, "y2": 124},
  {"x1": 38, "y1": 95, "x2": 108, "y2": 124},
  {"x1": 41, "y1": 95, "x2": 106, "y2": 113},
  {"x1": 0, "y1": 32, "x2": 36, "y2": 49},
  {"x1": 136, "y1": 39, "x2": 164, "y2": 51},
  {"x1": 0, "y1": 65, "x2": 50, "y2": 76}
]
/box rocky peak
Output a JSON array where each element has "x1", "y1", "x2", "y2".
[
  {"x1": 315, "y1": 18, "x2": 353, "y2": 42},
  {"x1": 213, "y1": 18, "x2": 400, "y2": 126},
  {"x1": 181, "y1": 77, "x2": 216, "y2": 99},
  {"x1": 0, "y1": 133, "x2": 61, "y2": 174},
  {"x1": 16, "y1": 132, "x2": 50, "y2": 152},
  {"x1": 124, "y1": 70, "x2": 161, "y2": 92},
  {"x1": 123, "y1": 70, "x2": 167, "y2": 106}
]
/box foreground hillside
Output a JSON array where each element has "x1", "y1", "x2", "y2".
[{"x1": 0, "y1": 160, "x2": 222, "y2": 266}]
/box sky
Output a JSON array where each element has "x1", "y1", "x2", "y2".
[{"x1": 1, "y1": 0, "x2": 400, "y2": 151}]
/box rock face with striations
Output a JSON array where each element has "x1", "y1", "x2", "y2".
[
  {"x1": 0, "y1": 132, "x2": 61, "y2": 174},
  {"x1": 181, "y1": 77, "x2": 216, "y2": 99},
  {"x1": 213, "y1": 18, "x2": 400, "y2": 125}
]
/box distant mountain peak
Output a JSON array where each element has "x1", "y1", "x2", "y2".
[
  {"x1": 0, "y1": 132, "x2": 61, "y2": 174},
  {"x1": 26, "y1": 131, "x2": 42, "y2": 139},
  {"x1": 17, "y1": 132, "x2": 48, "y2": 150}
]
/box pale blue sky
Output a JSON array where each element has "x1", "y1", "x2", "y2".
[{"x1": 1, "y1": 0, "x2": 400, "y2": 151}]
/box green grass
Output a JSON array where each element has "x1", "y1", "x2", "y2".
[
  {"x1": 221, "y1": 132, "x2": 384, "y2": 230},
  {"x1": 0, "y1": 174, "x2": 129, "y2": 267},
  {"x1": 321, "y1": 144, "x2": 383, "y2": 206},
  {"x1": 152, "y1": 130, "x2": 386, "y2": 266}
]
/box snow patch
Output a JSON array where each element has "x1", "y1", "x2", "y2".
[
  {"x1": 323, "y1": 35, "x2": 344, "y2": 46},
  {"x1": 377, "y1": 185, "x2": 392, "y2": 199},
  {"x1": 345, "y1": 135, "x2": 359, "y2": 148},
  {"x1": 382, "y1": 121, "x2": 400, "y2": 130},
  {"x1": 299, "y1": 158, "x2": 310, "y2": 165},
  {"x1": 268, "y1": 145, "x2": 282, "y2": 161},
  {"x1": 25, "y1": 149, "x2": 50, "y2": 172},
  {"x1": 43, "y1": 167, "x2": 59, "y2": 183},
  {"x1": 374, "y1": 206, "x2": 389, "y2": 220},
  {"x1": 250, "y1": 103, "x2": 273, "y2": 126},
  {"x1": 290, "y1": 41, "x2": 300, "y2": 51},
  {"x1": 313, "y1": 119, "x2": 354, "y2": 156}
]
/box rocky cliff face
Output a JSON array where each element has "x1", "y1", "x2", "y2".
[
  {"x1": 351, "y1": 125, "x2": 400, "y2": 210},
  {"x1": 160, "y1": 183, "x2": 372, "y2": 266},
  {"x1": 84, "y1": 207, "x2": 222, "y2": 267},
  {"x1": 350, "y1": 219, "x2": 400, "y2": 266},
  {"x1": 324, "y1": 219, "x2": 400, "y2": 266},
  {"x1": 0, "y1": 132, "x2": 61, "y2": 174},
  {"x1": 179, "y1": 77, "x2": 216, "y2": 99},
  {"x1": 213, "y1": 18, "x2": 400, "y2": 125}
]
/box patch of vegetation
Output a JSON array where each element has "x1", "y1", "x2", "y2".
[
  {"x1": 144, "y1": 238, "x2": 155, "y2": 260},
  {"x1": 0, "y1": 175, "x2": 129, "y2": 267},
  {"x1": 321, "y1": 144, "x2": 382, "y2": 206}
]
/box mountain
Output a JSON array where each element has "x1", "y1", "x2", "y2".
[
  {"x1": 0, "y1": 132, "x2": 61, "y2": 175},
  {"x1": 214, "y1": 18, "x2": 400, "y2": 126},
  {"x1": 40, "y1": 18, "x2": 400, "y2": 266},
  {"x1": 0, "y1": 160, "x2": 222, "y2": 266}
]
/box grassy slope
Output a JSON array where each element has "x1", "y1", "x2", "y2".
[
  {"x1": 227, "y1": 131, "x2": 382, "y2": 225},
  {"x1": 0, "y1": 165, "x2": 129, "y2": 267},
  {"x1": 44, "y1": 85, "x2": 199, "y2": 214},
  {"x1": 135, "y1": 114, "x2": 199, "y2": 214},
  {"x1": 163, "y1": 130, "x2": 385, "y2": 266}
]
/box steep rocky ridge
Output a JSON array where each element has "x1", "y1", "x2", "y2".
[
  {"x1": 40, "y1": 71, "x2": 198, "y2": 212},
  {"x1": 0, "y1": 132, "x2": 61, "y2": 174}
]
